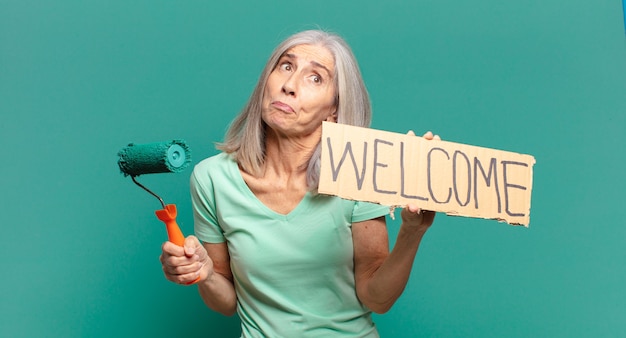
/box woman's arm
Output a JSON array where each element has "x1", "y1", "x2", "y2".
[
  {"x1": 160, "y1": 237, "x2": 237, "y2": 316},
  {"x1": 352, "y1": 207, "x2": 434, "y2": 314},
  {"x1": 352, "y1": 130, "x2": 439, "y2": 313},
  {"x1": 197, "y1": 242, "x2": 238, "y2": 316}
]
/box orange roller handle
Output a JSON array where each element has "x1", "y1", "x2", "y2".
[
  {"x1": 155, "y1": 204, "x2": 185, "y2": 246},
  {"x1": 155, "y1": 204, "x2": 200, "y2": 284}
]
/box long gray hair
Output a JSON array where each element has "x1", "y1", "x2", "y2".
[{"x1": 217, "y1": 29, "x2": 372, "y2": 189}]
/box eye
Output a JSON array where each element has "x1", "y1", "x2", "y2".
[
  {"x1": 279, "y1": 62, "x2": 293, "y2": 72},
  {"x1": 310, "y1": 74, "x2": 323, "y2": 84}
]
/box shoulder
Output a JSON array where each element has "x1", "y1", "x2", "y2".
[
  {"x1": 194, "y1": 152, "x2": 233, "y2": 170},
  {"x1": 193, "y1": 152, "x2": 235, "y2": 176},
  {"x1": 191, "y1": 152, "x2": 237, "y2": 187}
]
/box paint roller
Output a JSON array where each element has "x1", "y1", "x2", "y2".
[{"x1": 117, "y1": 140, "x2": 199, "y2": 283}]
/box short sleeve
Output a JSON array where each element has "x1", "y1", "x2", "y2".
[
  {"x1": 190, "y1": 166, "x2": 225, "y2": 243},
  {"x1": 351, "y1": 200, "x2": 389, "y2": 223}
]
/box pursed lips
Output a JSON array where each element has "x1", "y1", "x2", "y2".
[{"x1": 271, "y1": 101, "x2": 295, "y2": 113}]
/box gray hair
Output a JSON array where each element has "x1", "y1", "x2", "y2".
[{"x1": 217, "y1": 29, "x2": 372, "y2": 189}]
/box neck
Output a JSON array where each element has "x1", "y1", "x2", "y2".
[{"x1": 262, "y1": 128, "x2": 319, "y2": 177}]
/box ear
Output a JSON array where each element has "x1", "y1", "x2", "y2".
[{"x1": 326, "y1": 108, "x2": 338, "y2": 123}]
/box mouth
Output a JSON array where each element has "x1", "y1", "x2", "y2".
[{"x1": 271, "y1": 101, "x2": 295, "y2": 113}]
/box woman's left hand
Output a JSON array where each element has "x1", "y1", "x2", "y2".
[
  {"x1": 400, "y1": 204, "x2": 436, "y2": 233},
  {"x1": 400, "y1": 130, "x2": 440, "y2": 232},
  {"x1": 406, "y1": 130, "x2": 441, "y2": 141}
]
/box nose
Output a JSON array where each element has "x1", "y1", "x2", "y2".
[{"x1": 281, "y1": 74, "x2": 296, "y2": 97}]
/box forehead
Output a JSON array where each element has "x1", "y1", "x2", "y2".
[{"x1": 282, "y1": 44, "x2": 335, "y2": 73}]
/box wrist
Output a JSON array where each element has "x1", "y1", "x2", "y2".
[{"x1": 399, "y1": 222, "x2": 428, "y2": 238}]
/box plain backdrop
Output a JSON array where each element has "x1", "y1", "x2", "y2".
[{"x1": 1, "y1": 0, "x2": 625, "y2": 337}]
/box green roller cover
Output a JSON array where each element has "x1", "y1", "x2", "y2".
[{"x1": 117, "y1": 140, "x2": 191, "y2": 177}]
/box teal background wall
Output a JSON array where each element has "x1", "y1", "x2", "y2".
[{"x1": 2, "y1": 0, "x2": 625, "y2": 337}]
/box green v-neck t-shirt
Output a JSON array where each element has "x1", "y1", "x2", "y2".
[{"x1": 191, "y1": 152, "x2": 390, "y2": 338}]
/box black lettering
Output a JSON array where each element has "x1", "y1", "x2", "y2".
[
  {"x1": 373, "y1": 139, "x2": 397, "y2": 195},
  {"x1": 453, "y1": 150, "x2": 471, "y2": 207},
  {"x1": 474, "y1": 157, "x2": 501, "y2": 212},
  {"x1": 428, "y1": 147, "x2": 452, "y2": 204},
  {"x1": 400, "y1": 141, "x2": 428, "y2": 201},
  {"x1": 502, "y1": 161, "x2": 528, "y2": 217},
  {"x1": 326, "y1": 137, "x2": 367, "y2": 190}
]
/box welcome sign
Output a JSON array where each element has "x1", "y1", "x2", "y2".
[{"x1": 319, "y1": 122, "x2": 536, "y2": 226}]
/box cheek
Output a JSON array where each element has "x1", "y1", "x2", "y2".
[
  {"x1": 306, "y1": 84, "x2": 335, "y2": 107},
  {"x1": 316, "y1": 89, "x2": 337, "y2": 115},
  {"x1": 264, "y1": 73, "x2": 280, "y2": 96},
  {"x1": 262, "y1": 79, "x2": 279, "y2": 107}
]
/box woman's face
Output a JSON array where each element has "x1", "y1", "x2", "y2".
[{"x1": 262, "y1": 44, "x2": 337, "y2": 139}]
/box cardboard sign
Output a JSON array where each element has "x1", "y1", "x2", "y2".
[{"x1": 319, "y1": 122, "x2": 536, "y2": 226}]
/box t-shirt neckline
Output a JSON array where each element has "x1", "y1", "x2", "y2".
[{"x1": 227, "y1": 155, "x2": 312, "y2": 221}]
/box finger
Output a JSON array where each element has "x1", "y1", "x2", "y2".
[
  {"x1": 405, "y1": 203, "x2": 421, "y2": 213},
  {"x1": 163, "y1": 254, "x2": 202, "y2": 275},
  {"x1": 171, "y1": 261, "x2": 203, "y2": 276},
  {"x1": 194, "y1": 243, "x2": 209, "y2": 262},
  {"x1": 162, "y1": 240, "x2": 185, "y2": 257},
  {"x1": 406, "y1": 130, "x2": 416, "y2": 136},
  {"x1": 184, "y1": 236, "x2": 200, "y2": 257},
  {"x1": 400, "y1": 204, "x2": 423, "y2": 223},
  {"x1": 433, "y1": 134, "x2": 441, "y2": 141},
  {"x1": 162, "y1": 241, "x2": 199, "y2": 267},
  {"x1": 165, "y1": 266, "x2": 202, "y2": 285},
  {"x1": 423, "y1": 131, "x2": 434, "y2": 140}
]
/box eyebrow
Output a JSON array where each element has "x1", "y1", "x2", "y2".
[{"x1": 283, "y1": 53, "x2": 333, "y2": 77}]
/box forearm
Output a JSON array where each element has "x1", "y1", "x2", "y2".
[
  {"x1": 360, "y1": 224, "x2": 426, "y2": 313},
  {"x1": 198, "y1": 272, "x2": 238, "y2": 316}
]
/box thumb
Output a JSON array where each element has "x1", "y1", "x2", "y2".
[{"x1": 183, "y1": 235, "x2": 200, "y2": 257}]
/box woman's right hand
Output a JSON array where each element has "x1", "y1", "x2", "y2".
[{"x1": 160, "y1": 235, "x2": 213, "y2": 285}]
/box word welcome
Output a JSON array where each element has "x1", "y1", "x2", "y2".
[{"x1": 319, "y1": 122, "x2": 535, "y2": 226}]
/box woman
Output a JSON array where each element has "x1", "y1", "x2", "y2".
[{"x1": 160, "y1": 30, "x2": 438, "y2": 337}]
